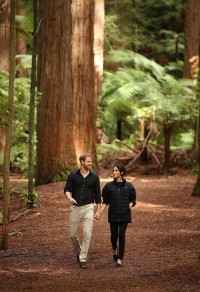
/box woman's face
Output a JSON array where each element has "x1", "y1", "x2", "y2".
[{"x1": 113, "y1": 166, "x2": 122, "y2": 179}]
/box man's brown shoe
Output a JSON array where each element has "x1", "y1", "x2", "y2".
[{"x1": 80, "y1": 262, "x2": 88, "y2": 269}]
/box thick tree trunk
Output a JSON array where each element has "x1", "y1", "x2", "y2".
[
  {"x1": 36, "y1": 0, "x2": 100, "y2": 185},
  {"x1": 1, "y1": 0, "x2": 16, "y2": 250},
  {"x1": 184, "y1": 0, "x2": 200, "y2": 78},
  {"x1": 36, "y1": 0, "x2": 76, "y2": 185},
  {"x1": 71, "y1": 0, "x2": 97, "y2": 162}
]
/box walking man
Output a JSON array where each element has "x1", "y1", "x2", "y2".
[{"x1": 64, "y1": 153, "x2": 101, "y2": 269}]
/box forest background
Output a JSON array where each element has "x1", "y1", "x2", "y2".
[{"x1": 0, "y1": 0, "x2": 200, "y2": 249}]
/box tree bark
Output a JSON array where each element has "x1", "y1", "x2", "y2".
[
  {"x1": 16, "y1": 0, "x2": 27, "y2": 77},
  {"x1": 36, "y1": 0, "x2": 100, "y2": 185},
  {"x1": 35, "y1": 0, "x2": 76, "y2": 185},
  {"x1": 27, "y1": 0, "x2": 37, "y2": 207},
  {"x1": 0, "y1": 0, "x2": 10, "y2": 71},
  {"x1": 192, "y1": 58, "x2": 200, "y2": 196},
  {"x1": 1, "y1": 0, "x2": 16, "y2": 250},
  {"x1": 0, "y1": 0, "x2": 10, "y2": 164},
  {"x1": 184, "y1": 0, "x2": 200, "y2": 78},
  {"x1": 71, "y1": 0, "x2": 97, "y2": 162},
  {"x1": 94, "y1": 0, "x2": 104, "y2": 100}
]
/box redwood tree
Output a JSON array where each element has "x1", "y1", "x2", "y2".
[
  {"x1": 36, "y1": 0, "x2": 102, "y2": 185},
  {"x1": 71, "y1": 0, "x2": 97, "y2": 163},
  {"x1": 35, "y1": 0, "x2": 76, "y2": 185},
  {"x1": 184, "y1": 0, "x2": 200, "y2": 78}
]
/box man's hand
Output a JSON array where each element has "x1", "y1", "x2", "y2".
[
  {"x1": 94, "y1": 211, "x2": 100, "y2": 220},
  {"x1": 69, "y1": 198, "x2": 77, "y2": 205}
]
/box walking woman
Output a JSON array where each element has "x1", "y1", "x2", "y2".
[{"x1": 101, "y1": 165, "x2": 136, "y2": 267}]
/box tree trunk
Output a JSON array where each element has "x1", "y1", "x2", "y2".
[
  {"x1": 116, "y1": 120, "x2": 122, "y2": 140},
  {"x1": 16, "y1": 0, "x2": 27, "y2": 77},
  {"x1": 141, "y1": 125, "x2": 149, "y2": 163},
  {"x1": 36, "y1": 0, "x2": 100, "y2": 185},
  {"x1": 94, "y1": 0, "x2": 104, "y2": 100},
  {"x1": 163, "y1": 122, "x2": 171, "y2": 175},
  {"x1": 192, "y1": 58, "x2": 200, "y2": 196},
  {"x1": 1, "y1": 0, "x2": 16, "y2": 250},
  {"x1": 0, "y1": 0, "x2": 10, "y2": 164},
  {"x1": 71, "y1": 0, "x2": 97, "y2": 162},
  {"x1": 0, "y1": 0, "x2": 10, "y2": 71},
  {"x1": 35, "y1": 0, "x2": 76, "y2": 185},
  {"x1": 27, "y1": 0, "x2": 37, "y2": 207},
  {"x1": 184, "y1": 0, "x2": 200, "y2": 78}
]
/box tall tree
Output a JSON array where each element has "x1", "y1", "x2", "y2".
[
  {"x1": 16, "y1": 0, "x2": 27, "y2": 77},
  {"x1": 1, "y1": 0, "x2": 16, "y2": 250},
  {"x1": 0, "y1": 0, "x2": 10, "y2": 165},
  {"x1": 27, "y1": 0, "x2": 37, "y2": 207},
  {"x1": 192, "y1": 61, "x2": 200, "y2": 196},
  {"x1": 35, "y1": 0, "x2": 102, "y2": 185},
  {"x1": 71, "y1": 0, "x2": 97, "y2": 161},
  {"x1": 35, "y1": 0, "x2": 76, "y2": 185},
  {"x1": 184, "y1": 0, "x2": 200, "y2": 78},
  {"x1": 0, "y1": 0, "x2": 10, "y2": 71}
]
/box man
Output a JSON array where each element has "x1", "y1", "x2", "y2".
[{"x1": 64, "y1": 153, "x2": 101, "y2": 269}]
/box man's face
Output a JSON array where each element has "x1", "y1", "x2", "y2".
[{"x1": 81, "y1": 156, "x2": 93, "y2": 170}]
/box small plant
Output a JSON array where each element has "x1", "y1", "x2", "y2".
[
  {"x1": 11, "y1": 183, "x2": 39, "y2": 207},
  {"x1": 53, "y1": 171, "x2": 69, "y2": 182}
]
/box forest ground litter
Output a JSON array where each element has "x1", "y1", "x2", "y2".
[{"x1": 0, "y1": 174, "x2": 200, "y2": 291}]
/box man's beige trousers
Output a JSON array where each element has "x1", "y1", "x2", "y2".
[{"x1": 69, "y1": 203, "x2": 94, "y2": 263}]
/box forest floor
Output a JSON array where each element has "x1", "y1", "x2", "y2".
[{"x1": 0, "y1": 173, "x2": 200, "y2": 291}]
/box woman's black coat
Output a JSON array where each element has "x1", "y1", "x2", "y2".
[{"x1": 102, "y1": 179, "x2": 136, "y2": 223}]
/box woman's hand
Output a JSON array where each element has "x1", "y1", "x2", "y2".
[{"x1": 129, "y1": 201, "x2": 136, "y2": 209}]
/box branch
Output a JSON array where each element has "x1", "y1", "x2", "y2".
[
  {"x1": 9, "y1": 209, "x2": 35, "y2": 223},
  {"x1": 115, "y1": 139, "x2": 139, "y2": 153},
  {"x1": 126, "y1": 129, "x2": 153, "y2": 171}
]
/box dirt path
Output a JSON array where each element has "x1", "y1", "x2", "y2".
[{"x1": 0, "y1": 175, "x2": 200, "y2": 291}]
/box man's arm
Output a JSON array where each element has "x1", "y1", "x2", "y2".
[
  {"x1": 94, "y1": 203, "x2": 101, "y2": 220},
  {"x1": 64, "y1": 191, "x2": 77, "y2": 205},
  {"x1": 64, "y1": 174, "x2": 77, "y2": 204}
]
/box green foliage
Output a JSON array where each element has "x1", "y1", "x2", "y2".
[
  {"x1": 97, "y1": 142, "x2": 130, "y2": 162},
  {"x1": 11, "y1": 183, "x2": 39, "y2": 206},
  {"x1": 0, "y1": 70, "x2": 37, "y2": 174},
  {"x1": 105, "y1": 0, "x2": 184, "y2": 61},
  {"x1": 53, "y1": 171, "x2": 70, "y2": 182},
  {"x1": 171, "y1": 131, "x2": 194, "y2": 150},
  {"x1": 99, "y1": 49, "x2": 196, "y2": 147},
  {"x1": 0, "y1": 230, "x2": 21, "y2": 238}
]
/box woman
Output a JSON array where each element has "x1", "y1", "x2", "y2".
[{"x1": 101, "y1": 164, "x2": 136, "y2": 267}]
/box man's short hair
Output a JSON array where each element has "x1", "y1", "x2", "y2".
[{"x1": 79, "y1": 153, "x2": 92, "y2": 163}]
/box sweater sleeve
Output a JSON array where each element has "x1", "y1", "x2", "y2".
[
  {"x1": 63, "y1": 173, "x2": 73, "y2": 194},
  {"x1": 129, "y1": 183, "x2": 136, "y2": 206},
  {"x1": 102, "y1": 184, "x2": 110, "y2": 205},
  {"x1": 94, "y1": 176, "x2": 102, "y2": 204}
]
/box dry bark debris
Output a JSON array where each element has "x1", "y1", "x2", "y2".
[{"x1": 0, "y1": 175, "x2": 200, "y2": 291}]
